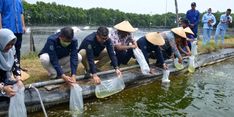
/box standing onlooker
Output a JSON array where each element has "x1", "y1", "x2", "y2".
[
  {"x1": 186, "y1": 2, "x2": 200, "y2": 38},
  {"x1": 214, "y1": 9, "x2": 232, "y2": 46},
  {"x1": 0, "y1": 0, "x2": 26, "y2": 67},
  {"x1": 202, "y1": 8, "x2": 216, "y2": 45}
]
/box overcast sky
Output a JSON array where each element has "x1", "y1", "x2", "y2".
[{"x1": 25, "y1": 0, "x2": 234, "y2": 14}]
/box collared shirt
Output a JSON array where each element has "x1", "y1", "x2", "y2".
[
  {"x1": 0, "y1": 0, "x2": 24, "y2": 33},
  {"x1": 39, "y1": 33, "x2": 78, "y2": 77},
  {"x1": 202, "y1": 13, "x2": 216, "y2": 29},
  {"x1": 217, "y1": 14, "x2": 233, "y2": 30},
  {"x1": 137, "y1": 36, "x2": 164, "y2": 65},
  {"x1": 186, "y1": 9, "x2": 200, "y2": 34},
  {"x1": 109, "y1": 30, "x2": 133, "y2": 46},
  {"x1": 78, "y1": 32, "x2": 118, "y2": 74},
  {"x1": 160, "y1": 31, "x2": 182, "y2": 59}
]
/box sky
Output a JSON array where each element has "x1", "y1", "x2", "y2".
[{"x1": 25, "y1": 0, "x2": 234, "y2": 15}]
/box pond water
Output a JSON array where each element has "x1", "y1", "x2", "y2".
[{"x1": 29, "y1": 58, "x2": 234, "y2": 117}]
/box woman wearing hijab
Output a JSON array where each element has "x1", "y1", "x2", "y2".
[{"x1": 0, "y1": 28, "x2": 23, "y2": 97}]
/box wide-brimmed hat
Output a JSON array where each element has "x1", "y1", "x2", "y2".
[
  {"x1": 114, "y1": 20, "x2": 137, "y2": 32},
  {"x1": 145, "y1": 32, "x2": 165, "y2": 46},
  {"x1": 184, "y1": 27, "x2": 194, "y2": 35},
  {"x1": 171, "y1": 27, "x2": 187, "y2": 38}
]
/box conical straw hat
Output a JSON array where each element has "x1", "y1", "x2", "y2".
[
  {"x1": 145, "y1": 32, "x2": 165, "y2": 46},
  {"x1": 114, "y1": 20, "x2": 137, "y2": 32},
  {"x1": 171, "y1": 27, "x2": 187, "y2": 38},
  {"x1": 184, "y1": 27, "x2": 194, "y2": 35}
]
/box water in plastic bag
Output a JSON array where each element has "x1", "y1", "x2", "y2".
[
  {"x1": 95, "y1": 77, "x2": 125, "y2": 98},
  {"x1": 188, "y1": 56, "x2": 195, "y2": 73},
  {"x1": 162, "y1": 70, "x2": 170, "y2": 83},
  {"x1": 70, "y1": 84, "x2": 83, "y2": 116},
  {"x1": 133, "y1": 48, "x2": 150, "y2": 75},
  {"x1": 8, "y1": 84, "x2": 27, "y2": 117},
  {"x1": 191, "y1": 41, "x2": 198, "y2": 56},
  {"x1": 174, "y1": 58, "x2": 184, "y2": 70}
]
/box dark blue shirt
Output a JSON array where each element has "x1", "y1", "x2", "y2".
[
  {"x1": 186, "y1": 9, "x2": 200, "y2": 37},
  {"x1": 137, "y1": 36, "x2": 164, "y2": 65},
  {"x1": 0, "y1": 0, "x2": 24, "y2": 33},
  {"x1": 39, "y1": 33, "x2": 78, "y2": 77},
  {"x1": 78, "y1": 32, "x2": 118, "y2": 74}
]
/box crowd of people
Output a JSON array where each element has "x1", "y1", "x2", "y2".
[{"x1": 0, "y1": 1, "x2": 233, "y2": 107}]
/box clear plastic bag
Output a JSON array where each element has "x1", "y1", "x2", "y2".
[
  {"x1": 174, "y1": 58, "x2": 184, "y2": 70},
  {"x1": 188, "y1": 56, "x2": 195, "y2": 73},
  {"x1": 8, "y1": 84, "x2": 27, "y2": 117},
  {"x1": 162, "y1": 70, "x2": 170, "y2": 83},
  {"x1": 191, "y1": 41, "x2": 198, "y2": 56},
  {"x1": 70, "y1": 84, "x2": 83, "y2": 116},
  {"x1": 95, "y1": 77, "x2": 125, "y2": 98},
  {"x1": 133, "y1": 48, "x2": 150, "y2": 75}
]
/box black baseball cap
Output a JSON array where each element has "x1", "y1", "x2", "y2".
[{"x1": 191, "y1": 2, "x2": 196, "y2": 6}]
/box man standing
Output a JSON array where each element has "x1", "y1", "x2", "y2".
[
  {"x1": 0, "y1": 0, "x2": 26, "y2": 67},
  {"x1": 186, "y1": 2, "x2": 200, "y2": 38},
  {"x1": 202, "y1": 8, "x2": 216, "y2": 45},
  {"x1": 214, "y1": 9, "x2": 232, "y2": 46}
]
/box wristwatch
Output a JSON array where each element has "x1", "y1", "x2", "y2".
[{"x1": 0, "y1": 83, "x2": 6, "y2": 95}]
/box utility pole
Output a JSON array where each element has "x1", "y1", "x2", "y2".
[{"x1": 174, "y1": 0, "x2": 179, "y2": 27}]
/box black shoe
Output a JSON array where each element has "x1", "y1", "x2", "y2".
[{"x1": 83, "y1": 73, "x2": 91, "y2": 79}]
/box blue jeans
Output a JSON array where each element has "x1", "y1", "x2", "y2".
[
  {"x1": 202, "y1": 28, "x2": 212, "y2": 45},
  {"x1": 214, "y1": 27, "x2": 226, "y2": 45}
]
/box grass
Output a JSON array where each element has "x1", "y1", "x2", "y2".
[{"x1": 21, "y1": 38, "x2": 234, "y2": 84}]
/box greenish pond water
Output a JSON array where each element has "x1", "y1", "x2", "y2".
[{"x1": 30, "y1": 58, "x2": 234, "y2": 117}]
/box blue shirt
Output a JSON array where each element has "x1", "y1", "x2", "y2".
[
  {"x1": 202, "y1": 13, "x2": 216, "y2": 29},
  {"x1": 78, "y1": 32, "x2": 118, "y2": 74},
  {"x1": 217, "y1": 14, "x2": 233, "y2": 30},
  {"x1": 186, "y1": 9, "x2": 200, "y2": 35},
  {"x1": 39, "y1": 33, "x2": 78, "y2": 77},
  {"x1": 0, "y1": 0, "x2": 24, "y2": 33},
  {"x1": 137, "y1": 36, "x2": 164, "y2": 65}
]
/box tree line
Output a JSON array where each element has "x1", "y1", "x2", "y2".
[{"x1": 23, "y1": 1, "x2": 234, "y2": 28}]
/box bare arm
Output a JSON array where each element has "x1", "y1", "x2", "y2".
[
  {"x1": 21, "y1": 14, "x2": 26, "y2": 33},
  {"x1": 114, "y1": 44, "x2": 135, "y2": 51}
]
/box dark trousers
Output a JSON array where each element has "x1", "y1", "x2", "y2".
[
  {"x1": 14, "y1": 33, "x2": 23, "y2": 65},
  {"x1": 115, "y1": 49, "x2": 134, "y2": 65},
  {"x1": 161, "y1": 48, "x2": 173, "y2": 60}
]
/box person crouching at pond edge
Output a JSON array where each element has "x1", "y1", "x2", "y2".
[
  {"x1": 0, "y1": 29, "x2": 24, "y2": 97},
  {"x1": 181, "y1": 19, "x2": 195, "y2": 50},
  {"x1": 160, "y1": 27, "x2": 187, "y2": 63},
  {"x1": 39, "y1": 27, "x2": 81, "y2": 86},
  {"x1": 177, "y1": 27, "x2": 194, "y2": 57},
  {"x1": 110, "y1": 20, "x2": 137, "y2": 65},
  {"x1": 78, "y1": 26, "x2": 122, "y2": 84},
  {"x1": 137, "y1": 32, "x2": 167, "y2": 74}
]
